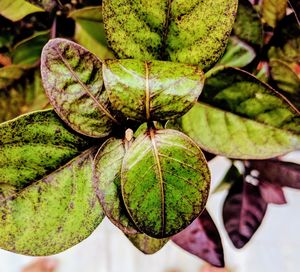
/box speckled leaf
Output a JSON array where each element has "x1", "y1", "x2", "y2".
[
  {"x1": 121, "y1": 129, "x2": 210, "y2": 238},
  {"x1": 41, "y1": 38, "x2": 119, "y2": 138},
  {"x1": 0, "y1": 110, "x2": 93, "y2": 190},
  {"x1": 126, "y1": 233, "x2": 168, "y2": 254},
  {"x1": 93, "y1": 138, "x2": 138, "y2": 234},
  {"x1": 262, "y1": 0, "x2": 287, "y2": 28},
  {"x1": 103, "y1": 0, "x2": 238, "y2": 70},
  {"x1": 103, "y1": 59, "x2": 204, "y2": 122},
  {"x1": 0, "y1": 147, "x2": 104, "y2": 256},
  {"x1": 172, "y1": 209, "x2": 224, "y2": 267},
  {"x1": 179, "y1": 67, "x2": 300, "y2": 159}
]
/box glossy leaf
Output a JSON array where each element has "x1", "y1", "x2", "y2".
[
  {"x1": 103, "y1": 0, "x2": 238, "y2": 70},
  {"x1": 223, "y1": 179, "x2": 268, "y2": 249},
  {"x1": 259, "y1": 181, "x2": 287, "y2": 205},
  {"x1": 93, "y1": 138, "x2": 138, "y2": 234},
  {"x1": 121, "y1": 129, "x2": 210, "y2": 238},
  {"x1": 0, "y1": 0, "x2": 43, "y2": 22},
  {"x1": 0, "y1": 110, "x2": 92, "y2": 190},
  {"x1": 262, "y1": 0, "x2": 288, "y2": 28},
  {"x1": 0, "y1": 147, "x2": 104, "y2": 255},
  {"x1": 103, "y1": 59, "x2": 204, "y2": 122},
  {"x1": 41, "y1": 38, "x2": 119, "y2": 138},
  {"x1": 172, "y1": 209, "x2": 224, "y2": 267},
  {"x1": 180, "y1": 67, "x2": 300, "y2": 159},
  {"x1": 249, "y1": 160, "x2": 300, "y2": 189},
  {"x1": 70, "y1": 6, "x2": 115, "y2": 60},
  {"x1": 127, "y1": 233, "x2": 168, "y2": 254}
]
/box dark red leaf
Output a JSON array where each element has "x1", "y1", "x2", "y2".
[
  {"x1": 249, "y1": 160, "x2": 300, "y2": 189},
  {"x1": 172, "y1": 209, "x2": 224, "y2": 267},
  {"x1": 223, "y1": 179, "x2": 268, "y2": 249},
  {"x1": 259, "y1": 181, "x2": 287, "y2": 205}
]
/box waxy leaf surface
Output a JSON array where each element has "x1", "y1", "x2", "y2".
[
  {"x1": 0, "y1": 147, "x2": 104, "y2": 255},
  {"x1": 180, "y1": 67, "x2": 300, "y2": 159},
  {"x1": 127, "y1": 233, "x2": 168, "y2": 254},
  {"x1": 93, "y1": 138, "x2": 138, "y2": 234},
  {"x1": 103, "y1": 59, "x2": 204, "y2": 122},
  {"x1": 103, "y1": 0, "x2": 237, "y2": 70},
  {"x1": 121, "y1": 129, "x2": 210, "y2": 238},
  {"x1": 41, "y1": 38, "x2": 118, "y2": 138},
  {"x1": 172, "y1": 209, "x2": 224, "y2": 267}
]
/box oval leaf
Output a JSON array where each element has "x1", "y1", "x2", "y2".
[
  {"x1": 180, "y1": 67, "x2": 300, "y2": 159},
  {"x1": 126, "y1": 233, "x2": 168, "y2": 254},
  {"x1": 172, "y1": 209, "x2": 224, "y2": 267},
  {"x1": 0, "y1": 147, "x2": 104, "y2": 256},
  {"x1": 103, "y1": 59, "x2": 204, "y2": 122},
  {"x1": 93, "y1": 138, "x2": 138, "y2": 234},
  {"x1": 121, "y1": 129, "x2": 210, "y2": 238},
  {"x1": 103, "y1": 0, "x2": 237, "y2": 70},
  {"x1": 41, "y1": 38, "x2": 119, "y2": 138}
]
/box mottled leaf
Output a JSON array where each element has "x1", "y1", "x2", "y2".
[
  {"x1": 179, "y1": 67, "x2": 300, "y2": 159},
  {"x1": 259, "y1": 181, "x2": 287, "y2": 205},
  {"x1": 0, "y1": 0, "x2": 44, "y2": 21},
  {"x1": 103, "y1": 0, "x2": 237, "y2": 70},
  {"x1": 41, "y1": 38, "x2": 119, "y2": 138},
  {"x1": 103, "y1": 59, "x2": 204, "y2": 122},
  {"x1": 262, "y1": 0, "x2": 288, "y2": 28},
  {"x1": 223, "y1": 179, "x2": 268, "y2": 249},
  {"x1": 93, "y1": 138, "x2": 138, "y2": 234},
  {"x1": 249, "y1": 160, "x2": 300, "y2": 189},
  {"x1": 0, "y1": 147, "x2": 104, "y2": 255},
  {"x1": 126, "y1": 233, "x2": 168, "y2": 254},
  {"x1": 121, "y1": 129, "x2": 210, "y2": 238},
  {"x1": 172, "y1": 209, "x2": 224, "y2": 267},
  {"x1": 70, "y1": 6, "x2": 115, "y2": 60}
]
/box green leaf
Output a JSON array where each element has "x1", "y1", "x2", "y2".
[
  {"x1": 41, "y1": 38, "x2": 119, "y2": 138},
  {"x1": 12, "y1": 31, "x2": 50, "y2": 65},
  {"x1": 0, "y1": 65, "x2": 27, "y2": 89},
  {"x1": 0, "y1": 109, "x2": 93, "y2": 190},
  {"x1": 103, "y1": 59, "x2": 204, "y2": 122},
  {"x1": 93, "y1": 138, "x2": 139, "y2": 234},
  {"x1": 121, "y1": 129, "x2": 210, "y2": 238},
  {"x1": 0, "y1": 0, "x2": 44, "y2": 22},
  {"x1": 262, "y1": 0, "x2": 288, "y2": 28},
  {"x1": 126, "y1": 233, "x2": 168, "y2": 254},
  {"x1": 179, "y1": 67, "x2": 300, "y2": 159},
  {"x1": 0, "y1": 147, "x2": 104, "y2": 255},
  {"x1": 213, "y1": 164, "x2": 241, "y2": 193},
  {"x1": 103, "y1": 0, "x2": 238, "y2": 70},
  {"x1": 70, "y1": 6, "x2": 115, "y2": 60},
  {"x1": 25, "y1": 0, "x2": 57, "y2": 12}
]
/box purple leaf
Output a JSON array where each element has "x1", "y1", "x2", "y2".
[
  {"x1": 172, "y1": 209, "x2": 224, "y2": 267},
  {"x1": 223, "y1": 179, "x2": 268, "y2": 249},
  {"x1": 259, "y1": 181, "x2": 287, "y2": 205},
  {"x1": 249, "y1": 160, "x2": 300, "y2": 189}
]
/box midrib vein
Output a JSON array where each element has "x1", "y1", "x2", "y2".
[
  {"x1": 145, "y1": 62, "x2": 151, "y2": 120},
  {"x1": 56, "y1": 48, "x2": 119, "y2": 124},
  {"x1": 149, "y1": 129, "x2": 165, "y2": 236}
]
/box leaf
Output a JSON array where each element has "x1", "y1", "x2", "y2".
[
  {"x1": 41, "y1": 38, "x2": 119, "y2": 138},
  {"x1": 179, "y1": 67, "x2": 300, "y2": 159},
  {"x1": 262, "y1": 0, "x2": 288, "y2": 28},
  {"x1": 103, "y1": 0, "x2": 238, "y2": 70},
  {"x1": 0, "y1": 147, "x2": 104, "y2": 255},
  {"x1": 69, "y1": 6, "x2": 115, "y2": 60},
  {"x1": 12, "y1": 31, "x2": 50, "y2": 65},
  {"x1": 0, "y1": 110, "x2": 93, "y2": 190},
  {"x1": 25, "y1": 0, "x2": 57, "y2": 12},
  {"x1": 0, "y1": 65, "x2": 27, "y2": 89},
  {"x1": 289, "y1": 0, "x2": 300, "y2": 24},
  {"x1": 213, "y1": 164, "x2": 241, "y2": 193},
  {"x1": 0, "y1": 0, "x2": 44, "y2": 22},
  {"x1": 248, "y1": 160, "x2": 300, "y2": 189},
  {"x1": 259, "y1": 181, "x2": 287, "y2": 205},
  {"x1": 103, "y1": 59, "x2": 204, "y2": 122},
  {"x1": 172, "y1": 209, "x2": 224, "y2": 267},
  {"x1": 223, "y1": 179, "x2": 268, "y2": 249},
  {"x1": 93, "y1": 138, "x2": 138, "y2": 235},
  {"x1": 126, "y1": 233, "x2": 168, "y2": 254},
  {"x1": 121, "y1": 129, "x2": 210, "y2": 238}
]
